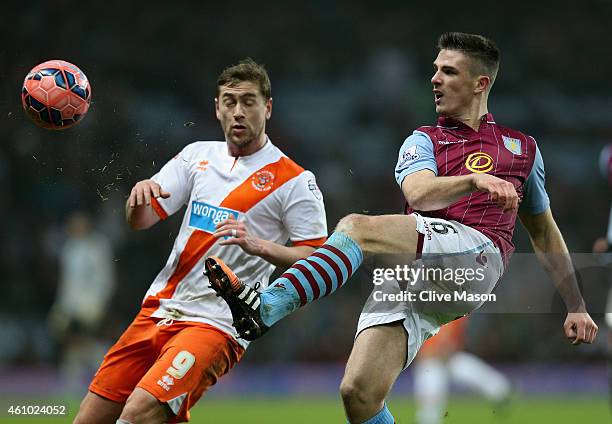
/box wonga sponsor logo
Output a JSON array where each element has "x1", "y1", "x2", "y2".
[{"x1": 189, "y1": 201, "x2": 240, "y2": 233}]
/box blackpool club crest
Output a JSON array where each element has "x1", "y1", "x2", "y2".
[{"x1": 251, "y1": 170, "x2": 275, "y2": 191}]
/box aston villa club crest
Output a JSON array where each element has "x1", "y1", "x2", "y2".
[
  {"x1": 251, "y1": 170, "x2": 275, "y2": 191},
  {"x1": 502, "y1": 136, "x2": 522, "y2": 155}
]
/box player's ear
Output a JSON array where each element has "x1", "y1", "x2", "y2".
[
  {"x1": 266, "y1": 97, "x2": 273, "y2": 120},
  {"x1": 474, "y1": 76, "x2": 490, "y2": 94},
  {"x1": 214, "y1": 97, "x2": 221, "y2": 120}
]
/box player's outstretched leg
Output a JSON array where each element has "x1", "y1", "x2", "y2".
[
  {"x1": 205, "y1": 214, "x2": 418, "y2": 340},
  {"x1": 204, "y1": 230, "x2": 362, "y2": 340}
]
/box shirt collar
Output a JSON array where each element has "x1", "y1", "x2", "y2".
[{"x1": 437, "y1": 113, "x2": 495, "y2": 130}]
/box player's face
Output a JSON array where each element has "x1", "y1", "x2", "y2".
[
  {"x1": 215, "y1": 81, "x2": 272, "y2": 148},
  {"x1": 431, "y1": 49, "x2": 479, "y2": 117}
]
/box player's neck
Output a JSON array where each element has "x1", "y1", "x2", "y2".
[
  {"x1": 456, "y1": 99, "x2": 489, "y2": 132},
  {"x1": 227, "y1": 133, "x2": 268, "y2": 157}
]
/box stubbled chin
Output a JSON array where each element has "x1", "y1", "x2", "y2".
[{"x1": 229, "y1": 135, "x2": 252, "y2": 146}]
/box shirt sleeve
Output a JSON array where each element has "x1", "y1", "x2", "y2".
[
  {"x1": 395, "y1": 130, "x2": 437, "y2": 187},
  {"x1": 281, "y1": 171, "x2": 328, "y2": 245},
  {"x1": 519, "y1": 142, "x2": 550, "y2": 215},
  {"x1": 150, "y1": 146, "x2": 192, "y2": 219}
]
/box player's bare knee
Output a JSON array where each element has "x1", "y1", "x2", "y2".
[
  {"x1": 73, "y1": 397, "x2": 90, "y2": 424},
  {"x1": 73, "y1": 393, "x2": 123, "y2": 424},
  {"x1": 340, "y1": 374, "x2": 383, "y2": 406},
  {"x1": 341, "y1": 373, "x2": 390, "y2": 408},
  {"x1": 335, "y1": 214, "x2": 369, "y2": 243},
  {"x1": 74, "y1": 411, "x2": 118, "y2": 424},
  {"x1": 340, "y1": 378, "x2": 367, "y2": 406},
  {"x1": 120, "y1": 390, "x2": 169, "y2": 424},
  {"x1": 72, "y1": 413, "x2": 86, "y2": 424},
  {"x1": 120, "y1": 405, "x2": 163, "y2": 424}
]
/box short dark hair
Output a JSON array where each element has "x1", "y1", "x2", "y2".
[
  {"x1": 217, "y1": 58, "x2": 271, "y2": 100},
  {"x1": 438, "y1": 32, "x2": 500, "y2": 85}
]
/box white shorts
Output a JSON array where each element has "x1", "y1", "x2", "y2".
[{"x1": 356, "y1": 213, "x2": 504, "y2": 369}]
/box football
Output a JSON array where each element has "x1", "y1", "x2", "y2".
[{"x1": 21, "y1": 60, "x2": 91, "y2": 130}]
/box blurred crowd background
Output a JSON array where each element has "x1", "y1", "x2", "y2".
[{"x1": 0, "y1": 0, "x2": 610, "y2": 396}]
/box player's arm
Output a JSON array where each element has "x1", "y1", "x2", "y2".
[
  {"x1": 519, "y1": 209, "x2": 584, "y2": 312},
  {"x1": 126, "y1": 147, "x2": 191, "y2": 231},
  {"x1": 519, "y1": 208, "x2": 598, "y2": 344},
  {"x1": 518, "y1": 144, "x2": 596, "y2": 344},
  {"x1": 402, "y1": 171, "x2": 518, "y2": 213},
  {"x1": 213, "y1": 217, "x2": 323, "y2": 268},
  {"x1": 396, "y1": 132, "x2": 517, "y2": 213},
  {"x1": 214, "y1": 221, "x2": 319, "y2": 267},
  {"x1": 214, "y1": 171, "x2": 327, "y2": 268},
  {"x1": 253, "y1": 242, "x2": 319, "y2": 268},
  {"x1": 125, "y1": 179, "x2": 171, "y2": 230}
]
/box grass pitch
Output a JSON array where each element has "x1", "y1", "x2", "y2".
[{"x1": 1, "y1": 395, "x2": 608, "y2": 423}]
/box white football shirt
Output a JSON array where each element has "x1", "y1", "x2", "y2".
[{"x1": 142, "y1": 138, "x2": 327, "y2": 347}]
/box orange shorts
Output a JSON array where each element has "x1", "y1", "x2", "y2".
[
  {"x1": 419, "y1": 316, "x2": 468, "y2": 356},
  {"x1": 90, "y1": 312, "x2": 244, "y2": 423}
]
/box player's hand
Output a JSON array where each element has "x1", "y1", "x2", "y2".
[
  {"x1": 472, "y1": 174, "x2": 519, "y2": 213},
  {"x1": 563, "y1": 312, "x2": 598, "y2": 345},
  {"x1": 214, "y1": 215, "x2": 262, "y2": 255},
  {"x1": 128, "y1": 179, "x2": 170, "y2": 208}
]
